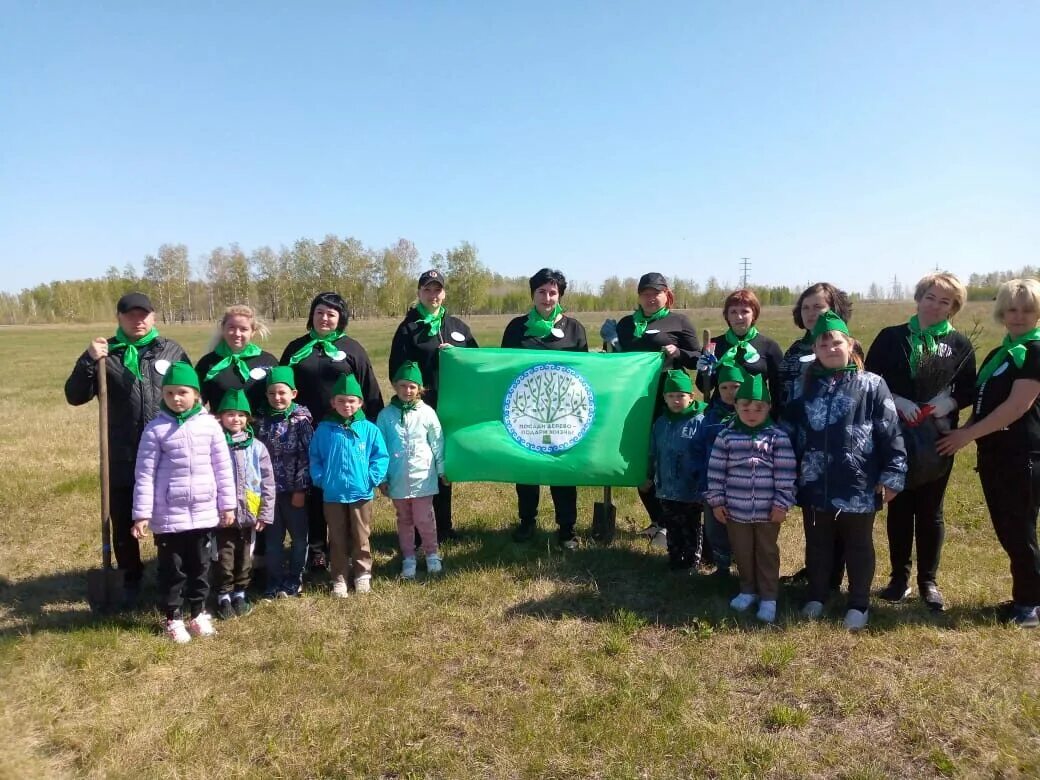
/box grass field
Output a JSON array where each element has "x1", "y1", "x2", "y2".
[{"x1": 1, "y1": 302, "x2": 1038, "y2": 779}]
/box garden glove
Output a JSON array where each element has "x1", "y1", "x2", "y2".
[
  {"x1": 921, "y1": 389, "x2": 958, "y2": 420},
  {"x1": 696, "y1": 352, "x2": 718, "y2": 375},
  {"x1": 599, "y1": 318, "x2": 619, "y2": 348},
  {"x1": 892, "y1": 394, "x2": 923, "y2": 425}
]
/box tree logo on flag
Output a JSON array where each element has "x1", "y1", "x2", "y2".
[{"x1": 503, "y1": 364, "x2": 596, "y2": 453}]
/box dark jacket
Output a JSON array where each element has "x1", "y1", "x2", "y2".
[
  {"x1": 65, "y1": 335, "x2": 190, "y2": 488},
  {"x1": 693, "y1": 398, "x2": 735, "y2": 493},
  {"x1": 778, "y1": 335, "x2": 815, "y2": 413},
  {"x1": 280, "y1": 332, "x2": 383, "y2": 422},
  {"x1": 254, "y1": 404, "x2": 314, "y2": 493},
  {"x1": 501, "y1": 314, "x2": 588, "y2": 352},
  {"x1": 616, "y1": 310, "x2": 701, "y2": 416},
  {"x1": 195, "y1": 348, "x2": 280, "y2": 413},
  {"x1": 697, "y1": 330, "x2": 784, "y2": 417},
  {"x1": 388, "y1": 308, "x2": 478, "y2": 410}
]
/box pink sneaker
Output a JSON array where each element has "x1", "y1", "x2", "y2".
[
  {"x1": 187, "y1": 612, "x2": 217, "y2": 638},
  {"x1": 164, "y1": 618, "x2": 191, "y2": 644}
]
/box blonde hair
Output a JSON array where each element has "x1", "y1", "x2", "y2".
[
  {"x1": 206, "y1": 304, "x2": 270, "y2": 352},
  {"x1": 993, "y1": 279, "x2": 1040, "y2": 325},
  {"x1": 914, "y1": 273, "x2": 967, "y2": 317}
]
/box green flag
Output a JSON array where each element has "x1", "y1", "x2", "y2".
[{"x1": 439, "y1": 348, "x2": 663, "y2": 486}]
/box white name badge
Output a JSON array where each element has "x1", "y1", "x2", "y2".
[
  {"x1": 331, "y1": 350, "x2": 347, "y2": 362},
  {"x1": 744, "y1": 354, "x2": 761, "y2": 364},
  {"x1": 799, "y1": 353, "x2": 816, "y2": 363},
  {"x1": 645, "y1": 329, "x2": 660, "y2": 335},
  {"x1": 450, "y1": 331, "x2": 466, "y2": 342},
  {"x1": 993, "y1": 362, "x2": 1009, "y2": 377},
  {"x1": 249, "y1": 366, "x2": 268, "y2": 380},
  {"x1": 551, "y1": 327, "x2": 565, "y2": 338},
  {"x1": 154, "y1": 359, "x2": 171, "y2": 376}
]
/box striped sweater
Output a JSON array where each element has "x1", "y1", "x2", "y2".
[{"x1": 703, "y1": 424, "x2": 797, "y2": 523}]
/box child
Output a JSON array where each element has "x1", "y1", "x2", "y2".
[
  {"x1": 784, "y1": 310, "x2": 907, "y2": 630},
  {"x1": 254, "y1": 366, "x2": 314, "y2": 598},
  {"x1": 309, "y1": 373, "x2": 389, "y2": 597},
  {"x1": 646, "y1": 369, "x2": 706, "y2": 570},
  {"x1": 704, "y1": 373, "x2": 797, "y2": 623},
  {"x1": 693, "y1": 358, "x2": 745, "y2": 576},
  {"x1": 131, "y1": 362, "x2": 236, "y2": 643},
  {"x1": 376, "y1": 361, "x2": 447, "y2": 578},
  {"x1": 213, "y1": 389, "x2": 276, "y2": 619}
]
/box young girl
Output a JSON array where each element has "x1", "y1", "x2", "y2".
[
  {"x1": 784, "y1": 311, "x2": 907, "y2": 630},
  {"x1": 704, "y1": 374, "x2": 797, "y2": 623},
  {"x1": 375, "y1": 361, "x2": 447, "y2": 578},
  {"x1": 309, "y1": 373, "x2": 389, "y2": 597},
  {"x1": 132, "y1": 363, "x2": 236, "y2": 643},
  {"x1": 213, "y1": 389, "x2": 276, "y2": 619}
]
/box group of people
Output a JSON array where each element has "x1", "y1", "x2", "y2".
[{"x1": 65, "y1": 269, "x2": 1040, "y2": 642}]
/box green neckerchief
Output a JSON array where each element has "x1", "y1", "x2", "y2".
[
  {"x1": 523, "y1": 304, "x2": 563, "y2": 338},
  {"x1": 324, "y1": 408, "x2": 366, "y2": 427},
  {"x1": 732, "y1": 416, "x2": 775, "y2": 437},
  {"x1": 224, "y1": 425, "x2": 255, "y2": 449},
  {"x1": 416, "y1": 303, "x2": 445, "y2": 338},
  {"x1": 811, "y1": 362, "x2": 858, "y2": 378},
  {"x1": 390, "y1": 395, "x2": 420, "y2": 423},
  {"x1": 160, "y1": 401, "x2": 203, "y2": 425},
  {"x1": 264, "y1": 402, "x2": 297, "y2": 421},
  {"x1": 287, "y1": 329, "x2": 342, "y2": 366},
  {"x1": 908, "y1": 315, "x2": 953, "y2": 378},
  {"x1": 206, "y1": 341, "x2": 262, "y2": 382},
  {"x1": 632, "y1": 306, "x2": 670, "y2": 338},
  {"x1": 111, "y1": 327, "x2": 159, "y2": 380},
  {"x1": 721, "y1": 326, "x2": 760, "y2": 364},
  {"x1": 664, "y1": 399, "x2": 706, "y2": 421},
  {"x1": 976, "y1": 328, "x2": 1040, "y2": 387}
]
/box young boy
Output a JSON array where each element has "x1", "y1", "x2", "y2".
[
  {"x1": 214, "y1": 388, "x2": 276, "y2": 619},
  {"x1": 254, "y1": 366, "x2": 314, "y2": 598},
  {"x1": 646, "y1": 370, "x2": 707, "y2": 570},
  {"x1": 704, "y1": 373, "x2": 797, "y2": 623},
  {"x1": 309, "y1": 373, "x2": 389, "y2": 597}
]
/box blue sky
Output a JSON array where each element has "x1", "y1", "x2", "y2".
[{"x1": 1, "y1": 2, "x2": 1037, "y2": 295}]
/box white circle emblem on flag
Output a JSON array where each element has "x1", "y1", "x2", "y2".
[{"x1": 503, "y1": 364, "x2": 595, "y2": 453}]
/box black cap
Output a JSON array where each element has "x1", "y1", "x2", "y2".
[
  {"x1": 637, "y1": 273, "x2": 669, "y2": 292},
  {"x1": 116, "y1": 292, "x2": 154, "y2": 313},
  {"x1": 418, "y1": 269, "x2": 446, "y2": 289}
]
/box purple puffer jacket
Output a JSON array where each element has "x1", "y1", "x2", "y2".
[{"x1": 133, "y1": 409, "x2": 236, "y2": 534}]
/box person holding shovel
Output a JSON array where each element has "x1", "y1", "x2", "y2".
[{"x1": 65, "y1": 292, "x2": 190, "y2": 609}]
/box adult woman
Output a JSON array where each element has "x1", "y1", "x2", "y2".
[
  {"x1": 938, "y1": 279, "x2": 1040, "y2": 628},
  {"x1": 865, "y1": 273, "x2": 975, "y2": 610},
  {"x1": 778, "y1": 283, "x2": 854, "y2": 412},
  {"x1": 612, "y1": 273, "x2": 701, "y2": 531},
  {"x1": 501, "y1": 268, "x2": 588, "y2": 548},
  {"x1": 280, "y1": 292, "x2": 384, "y2": 569},
  {"x1": 195, "y1": 304, "x2": 279, "y2": 413},
  {"x1": 696, "y1": 289, "x2": 783, "y2": 415},
  {"x1": 388, "y1": 269, "x2": 478, "y2": 541}
]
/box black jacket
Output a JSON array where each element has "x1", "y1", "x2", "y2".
[
  {"x1": 501, "y1": 314, "x2": 588, "y2": 352},
  {"x1": 698, "y1": 330, "x2": 784, "y2": 416},
  {"x1": 64, "y1": 336, "x2": 190, "y2": 488},
  {"x1": 388, "y1": 308, "x2": 478, "y2": 410},
  {"x1": 616, "y1": 310, "x2": 700, "y2": 416},
  {"x1": 195, "y1": 348, "x2": 280, "y2": 413},
  {"x1": 280, "y1": 332, "x2": 384, "y2": 421}
]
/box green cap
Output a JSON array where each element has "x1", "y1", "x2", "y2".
[
  {"x1": 267, "y1": 365, "x2": 296, "y2": 390},
  {"x1": 393, "y1": 361, "x2": 424, "y2": 386},
  {"x1": 662, "y1": 369, "x2": 693, "y2": 394},
  {"x1": 216, "y1": 388, "x2": 251, "y2": 415},
  {"x1": 811, "y1": 310, "x2": 851, "y2": 340},
  {"x1": 736, "y1": 372, "x2": 771, "y2": 403},
  {"x1": 162, "y1": 362, "x2": 200, "y2": 391},
  {"x1": 333, "y1": 373, "x2": 363, "y2": 399},
  {"x1": 716, "y1": 360, "x2": 745, "y2": 386}
]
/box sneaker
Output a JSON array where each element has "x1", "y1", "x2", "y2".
[
  {"x1": 558, "y1": 529, "x2": 578, "y2": 550},
  {"x1": 801, "y1": 600, "x2": 824, "y2": 619},
  {"x1": 1010, "y1": 604, "x2": 1039, "y2": 629},
  {"x1": 920, "y1": 583, "x2": 945, "y2": 612},
  {"x1": 187, "y1": 612, "x2": 217, "y2": 638},
  {"x1": 878, "y1": 579, "x2": 911, "y2": 602},
  {"x1": 232, "y1": 596, "x2": 252, "y2": 617},
  {"x1": 331, "y1": 577, "x2": 349, "y2": 599},
  {"x1": 640, "y1": 523, "x2": 662, "y2": 539},
  {"x1": 650, "y1": 528, "x2": 669, "y2": 550},
  {"x1": 275, "y1": 588, "x2": 290, "y2": 599},
  {"x1": 401, "y1": 557, "x2": 417, "y2": 580},
  {"x1": 756, "y1": 600, "x2": 777, "y2": 623},
  {"x1": 216, "y1": 598, "x2": 235, "y2": 621},
  {"x1": 284, "y1": 582, "x2": 303, "y2": 598},
  {"x1": 262, "y1": 587, "x2": 280, "y2": 601},
  {"x1": 512, "y1": 522, "x2": 536, "y2": 542},
  {"x1": 780, "y1": 567, "x2": 809, "y2": 586},
  {"x1": 730, "y1": 593, "x2": 758, "y2": 612},
  {"x1": 426, "y1": 554, "x2": 443, "y2": 575},
  {"x1": 355, "y1": 574, "x2": 373, "y2": 594},
  {"x1": 164, "y1": 618, "x2": 191, "y2": 644},
  {"x1": 843, "y1": 608, "x2": 869, "y2": 631}
]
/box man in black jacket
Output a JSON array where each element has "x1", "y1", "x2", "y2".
[{"x1": 65, "y1": 293, "x2": 190, "y2": 606}]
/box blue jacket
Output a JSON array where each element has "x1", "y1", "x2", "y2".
[
  {"x1": 649, "y1": 410, "x2": 704, "y2": 503},
  {"x1": 692, "y1": 398, "x2": 734, "y2": 494},
  {"x1": 309, "y1": 417, "x2": 389, "y2": 503},
  {"x1": 784, "y1": 369, "x2": 907, "y2": 513}
]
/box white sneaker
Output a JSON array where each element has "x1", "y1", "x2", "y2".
[
  {"x1": 730, "y1": 593, "x2": 758, "y2": 612},
  {"x1": 756, "y1": 600, "x2": 777, "y2": 623},
  {"x1": 164, "y1": 618, "x2": 191, "y2": 644},
  {"x1": 426, "y1": 553, "x2": 443, "y2": 575},
  {"x1": 355, "y1": 574, "x2": 372, "y2": 594},
  {"x1": 331, "y1": 577, "x2": 349, "y2": 598},
  {"x1": 844, "y1": 608, "x2": 869, "y2": 631},
  {"x1": 801, "y1": 600, "x2": 824, "y2": 619},
  {"x1": 650, "y1": 528, "x2": 669, "y2": 550},
  {"x1": 401, "y1": 557, "x2": 417, "y2": 579},
  {"x1": 187, "y1": 612, "x2": 217, "y2": 638}
]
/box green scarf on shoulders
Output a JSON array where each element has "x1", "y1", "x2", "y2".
[
  {"x1": 632, "y1": 306, "x2": 669, "y2": 338},
  {"x1": 720, "y1": 326, "x2": 760, "y2": 365},
  {"x1": 287, "y1": 329, "x2": 342, "y2": 366},
  {"x1": 205, "y1": 340, "x2": 262, "y2": 382},
  {"x1": 111, "y1": 327, "x2": 159, "y2": 380},
  {"x1": 416, "y1": 303, "x2": 445, "y2": 337},
  {"x1": 976, "y1": 328, "x2": 1040, "y2": 387},
  {"x1": 160, "y1": 401, "x2": 202, "y2": 425},
  {"x1": 907, "y1": 315, "x2": 953, "y2": 378},
  {"x1": 523, "y1": 304, "x2": 563, "y2": 338}
]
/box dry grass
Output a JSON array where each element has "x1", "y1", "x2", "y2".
[{"x1": 1, "y1": 303, "x2": 1038, "y2": 778}]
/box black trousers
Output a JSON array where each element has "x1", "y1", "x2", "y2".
[
  {"x1": 516, "y1": 484, "x2": 577, "y2": 532},
  {"x1": 433, "y1": 479, "x2": 453, "y2": 536},
  {"x1": 885, "y1": 469, "x2": 950, "y2": 587},
  {"x1": 804, "y1": 508, "x2": 876, "y2": 612},
  {"x1": 308, "y1": 487, "x2": 327, "y2": 552},
  {"x1": 155, "y1": 529, "x2": 212, "y2": 620},
  {"x1": 110, "y1": 486, "x2": 144, "y2": 585},
  {"x1": 978, "y1": 450, "x2": 1040, "y2": 606},
  {"x1": 214, "y1": 526, "x2": 253, "y2": 596},
  {"x1": 637, "y1": 484, "x2": 665, "y2": 527},
  {"x1": 659, "y1": 499, "x2": 703, "y2": 566}
]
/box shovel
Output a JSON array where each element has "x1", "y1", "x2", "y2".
[
  {"x1": 591, "y1": 485, "x2": 617, "y2": 544},
  {"x1": 87, "y1": 355, "x2": 125, "y2": 612},
  {"x1": 700, "y1": 329, "x2": 713, "y2": 402}
]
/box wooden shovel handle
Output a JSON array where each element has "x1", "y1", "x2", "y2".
[
  {"x1": 701, "y1": 329, "x2": 713, "y2": 399},
  {"x1": 98, "y1": 355, "x2": 113, "y2": 569}
]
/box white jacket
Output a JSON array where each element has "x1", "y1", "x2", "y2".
[{"x1": 375, "y1": 401, "x2": 445, "y2": 499}]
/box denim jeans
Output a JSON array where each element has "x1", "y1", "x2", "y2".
[{"x1": 267, "y1": 492, "x2": 309, "y2": 589}]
